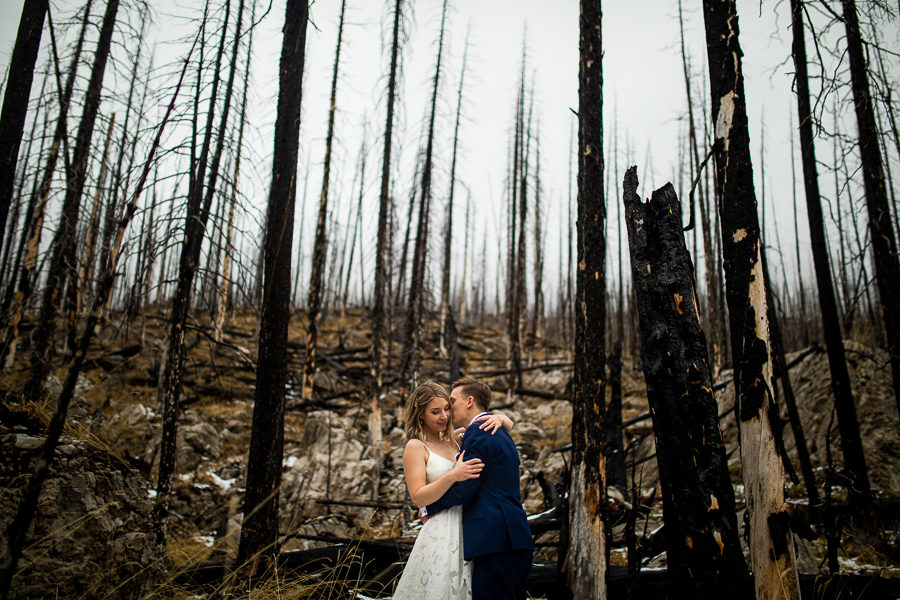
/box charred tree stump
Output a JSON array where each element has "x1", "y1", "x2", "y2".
[{"x1": 622, "y1": 168, "x2": 747, "y2": 598}]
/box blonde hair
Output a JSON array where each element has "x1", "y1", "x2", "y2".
[{"x1": 404, "y1": 381, "x2": 454, "y2": 443}]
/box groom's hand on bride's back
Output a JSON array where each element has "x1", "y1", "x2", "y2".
[{"x1": 450, "y1": 450, "x2": 483, "y2": 482}]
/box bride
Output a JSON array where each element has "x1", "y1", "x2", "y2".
[{"x1": 391, "y1": 381, "x2": 513, "y2": 600}]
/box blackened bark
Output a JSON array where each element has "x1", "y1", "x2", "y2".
[
  {"x1": 440, "y1": 33, "x2": 467, "y2": 356},
  {"x1": 0, "y1": 0, "x2": 48, "y2": 252},
  {"x1": 623, "y1": 169, "x2": 747, "y2": 596},
  {"x1": 0, "y1": 29, "x2": 193, "y2": 597},
  {"x1": 702, "y1": 0, "x2": 801, "y2": 596},
  {"x1": 401, "y1": 0, "x2": 447, "y2": 387},
  {"x1": 303, "y1": 0, "x2": 346, "y2": 400},
  {"x1": 24, "y1": 0, "x2": 120, "y2": 404},
  {"x1": 563, "y1": 1, "x2": 606, "y2": 597},
  {"x1": 605, "y1": 342, "x2": 625, "y2": 489},
  {"x1": 841, "y1": 0, "x2": 900, "y2": 421},
  {"x1": 236, "y1": 0, "x2": 308, "y2": 573},
  {"x1": 372, "y1": 0, "x2": 401, "y2": 399},
  {"x1": 153, "y1": 0, "x2": 237, "y2": 547},
  {"x1": 790, "y1": 0, "x2": 869, "y2": 507}
]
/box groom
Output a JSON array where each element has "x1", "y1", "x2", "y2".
[{"x1": 426, "y1": 379, "x2": 533, "y2": 599}]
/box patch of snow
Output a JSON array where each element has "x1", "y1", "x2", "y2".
[
  {"x1": 209, "y1": 472, "x2": 237, "y2": 490},
  {"x1": 198, "y1": 535, "x2": 215, "y2": 547},
  {"x1": 283, "y1": 455, "x2": 299, "y2": 469},
  {"x1": 148, "y1": 488, "x2": 157, "y2": 499}
]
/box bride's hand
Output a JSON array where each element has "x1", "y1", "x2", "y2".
[
  {"x1": 450, "y1": 450, "x2": 483, "y2": 482},
  {"x1": 475, "y1": 413, "x2": 512, "y2": 434}
]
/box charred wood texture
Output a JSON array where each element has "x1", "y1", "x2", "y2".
[
  {"x1": 236, "y1": 0, "x2": 308, "y2": 574},
  {"x1": 24, "y1": 0, "x2": 120, "y2": 404},
  {"x1": 0, "y1": 0, "x2": 48, "y2": 252},
  {"x1": 788, "y1": 0, "x2": 866, "y2": 509},
  {"x1": 562, "y1": 1, "x2": 606, "y2": 598},
  {"x1": 622, "y1": 169, "x2": 747, "y2": 596},
  {"x1": 841, "y1": 0, "x2": 900, "y2": 423},
  {"x1": 702, "y1": 0, "x2": 801, "y2": 597}
]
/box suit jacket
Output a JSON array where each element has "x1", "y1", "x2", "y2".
[{"x1": 427, "y1": 417, "x2": 534, "y2": 560}]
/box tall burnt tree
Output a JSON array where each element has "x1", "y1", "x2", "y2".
[
  {"x1": 401, "y1": 0, "x2": 447, "y2": 388},
  {"x1": 840, "y1": 0, "x2": 900, "y2": 419},
  {"x1": 236, "y1": 0, "x2": 308, "y2": 574},
  {"x1": 1, "y1": 0, "x2": 93, "y2": 368},
  {"x1": 153, "y1": 0, "x2": 242, "y2": 546},
  {"x1": 439, "y1": 32, "x2": 468, "y2": 357},
  {"x1": 23, "y1": 0, "x2": 120, "y2": 404},
  {"x1": 623, "y1": 169, "x2": 747, "y2": 597},
  {"x1": 0, "y1": 0, "x2": 48, "y2": 252},
  {"x1": 303, "y1": 0, "x2": 346, "y2": 400},
  {"x1": 371, "y1": 0, "x2": 403, "y2": 495},
  {"x1": 0, "y1": 30, "x2": 194, "y2": 597},
  {"x1": 702, "y1": 0, "x2": 801, "y2": 597},
  {"x1": 789, "y1": 0, "x2": 869, "y2": 508},
  {"x1": 561, "y1": 0, "x2": 606, "y2": 597}
]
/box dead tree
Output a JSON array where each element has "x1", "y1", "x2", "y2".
[
  {"x1": 370, "y1": 0, "x2": 404, "y2": 500},
  {"x1": 153, "y1": 0, "x2": 241, "y2": 547},
  {"x1": 401, "y1": 0, "x2": 447, "y2": 388},
  {"x1": 439, "y1": 31, "x2": 468, "y2": 356},
  {"x1": 532, "y1": 125, "x2": 545, "y2": 343},
  {"x1": 0, "y1": 0, "x2": 48, "y2": 252},
  {"x1": 840, "y1": 0, "x2": 900, "y2": 419},
  {"x1": 236, "y1": 0, "x2": 308, "y2": 574},
  {"x1": 0, "y1": 31, "x2": 194, "y2": 598},
  {"x1": 303, "y1": 0, "x2": 346, "y2": 400},
  {"x1": 23, "y1": 0, "x2": 120, "y2": 405},
  {"x1": 789, "y1": 0, "x2": 870, "y2": 508},
  {"x1": 702, "y1": 0, "x2": 801, "y2": 597},
  {"x1": 623, "y1": 169, "x2": 747, "y2": 596},
  {"x1": 561, "y1": 1, "x2": 607, "y2": 597}
]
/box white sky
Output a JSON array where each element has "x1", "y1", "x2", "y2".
[{"x1": 1, "y1": 0, "x2": 896, "y2": 312}]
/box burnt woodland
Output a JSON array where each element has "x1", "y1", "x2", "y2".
[{"x1": 0, "y1": 0, "x2": 898, "y2": 599}]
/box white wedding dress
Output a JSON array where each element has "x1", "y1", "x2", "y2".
[{"x1": 391, "y1": 447, "x2": 473, "y2": 600}]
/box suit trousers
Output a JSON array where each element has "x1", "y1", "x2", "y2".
[{"x1": 472, "y1": 549, "x2": 532, "y2": 600}]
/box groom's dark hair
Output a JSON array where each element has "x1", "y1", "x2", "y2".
[{"x1": 452, "y1": 379, "x2": 491, "y2": 411}]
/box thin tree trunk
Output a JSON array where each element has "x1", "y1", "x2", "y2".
[
  {"x1": 23, "y1": 0, "x2": 120, "y2": 404},
  {"x1": 236, "y1": 0, "x2": 307, "y2": 573},
  {"x1": 153, "y1": 0, "x2": 240, "y2": 547},
  {"x1": 401, "y1": 0, "x2": 447, "y2": 388},
  {"x1": 440, "y1": 31, "x2": 468, "y2": 356},
  {"x1": 533, "y1": 127, "x2": 545, "y2": 343},
  {"x1": 303, "y1": 0, "x2": 346, "y2": 400},
  {"x1": 791, "y1": 0, "x2": 871, "y2": 507},
  {"x1": 702, "y1": 0, "x2": 801, "y2": 596},
  {"x1": 841, "y1": 0, "x2": 900, "y2": 417},
  {"x1": 370, "y1": 0, "x2": 402, "y2": 500},
  {"x1": 0, "y1": 0, "x2": 48, "y2": 251},
  {"x1": 0, "y1": 31, "x2": 194, "y2": 597},
  {"x1": 561, "y1": 1, "x2": 606, "y2": 597}
]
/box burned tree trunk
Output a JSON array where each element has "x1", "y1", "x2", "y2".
[
  {"x1": 303, "y1": 0, "x2": 346, "y2": 400},
  {"x1": 561, "y1": 1, "x2": 606, "y2": 597},
  {"x1": 788, "y1": 0, "x2": 865, "y2": 508},
  {"x1": 153, "y1": 0, "x2": 240, "y2": 547},
  {"x1": 236, "y1": 0, "x2": 308, "y2": 574},
  {"x1": 0, "y1": 0, "x2": 48, "y2": 251},
  {"x1": 623, "y1": 168, "x2": 747, "y2": 596},
  {"x1": 605, "y1": 342, "x2": 625, "y2": 489},
  {"x1": 23, "y1": 0, "x2": 120, "y2": 404},
  {"x1": 439, "y1": 33, "x2": 468, "y2": 356},
  {"x1": 702, "y1": 0, "x2": 801, "y2": 597},
  {"x1": 401, "y1": 0, "x2": 447, "y2": 388},
  {"x1": 840, "y1": 0, "x2": 900, "y2": 421},
  {"x1": 370, "y1": 0, "x2": 403, "y2": 499}
]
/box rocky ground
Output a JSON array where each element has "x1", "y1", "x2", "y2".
[{"x1": 1, "y1": 308, "x2": 898, "y2": 598}]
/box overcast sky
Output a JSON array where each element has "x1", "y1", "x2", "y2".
[{"x1": 2, "y1": 0, "x2": 895, "y2": 309}]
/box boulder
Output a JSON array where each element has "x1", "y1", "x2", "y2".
[{"x1": 0, "y1": 434, "x2": 162, "y2": 599}]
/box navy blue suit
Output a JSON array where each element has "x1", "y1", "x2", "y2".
[{"x1": 427, "y1": 417, "x2": 533, "y2": 599}]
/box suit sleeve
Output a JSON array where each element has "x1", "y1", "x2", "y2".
[{"x1": 426, "y1": 429, "x2": 490, "y2": 515}]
